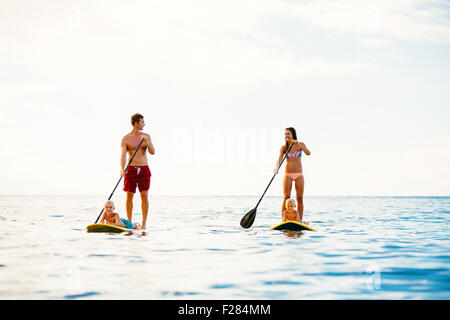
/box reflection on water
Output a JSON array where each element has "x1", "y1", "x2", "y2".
[
  {"x1": 0, "y1": 195, "x2": 449, "y2": 299},
  {"x1": 278, "y1": 231, "x2": 304, "y2": 239}
]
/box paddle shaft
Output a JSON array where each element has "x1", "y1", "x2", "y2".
[
  {"x1": 94, "y1": 138, "x2": 145, "y2": 223},
  {"x1": 254, "y1": 143, "x2": 294, "y2": 210}
]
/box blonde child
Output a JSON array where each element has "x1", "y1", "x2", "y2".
[
  {"x1": 98, "y1": 200, "x2": 140, "y2": 229},
  {"x1": 282, "y1": 198, "x2": 309, "y2": 224}
]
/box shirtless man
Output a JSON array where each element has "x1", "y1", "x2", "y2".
[{"x1": 121, "y1": 113, "x2": 155, "y2": 230}]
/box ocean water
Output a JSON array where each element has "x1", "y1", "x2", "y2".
[{"x1": 0, "y1": 195, "x2": 449, "y2": 300}]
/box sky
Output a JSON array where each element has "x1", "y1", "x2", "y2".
[{"x1": 1, "y1": 0, "x2": 450, "y2": 196}]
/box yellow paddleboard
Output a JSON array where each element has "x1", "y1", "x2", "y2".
[
  {"x1": 269, "y1": 221, "x2": 316, "y2": 232},
  {"x1": 86, "y1": 223, "x2": 133, "y2": 233}
]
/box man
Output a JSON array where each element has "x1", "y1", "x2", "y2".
[{"x1": 121, "y1": 113, "x2": 155, "y2": 230}]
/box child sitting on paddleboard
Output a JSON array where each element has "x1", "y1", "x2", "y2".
[
  {"x1": 98, "y1": 200, "x2": 140, "y2": 230},
  {"x1": 282, "y1": 199, "x2": 309, "y2": 225}
]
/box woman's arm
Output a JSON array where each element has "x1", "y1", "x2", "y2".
[
  {"x1": 298, "y1": 142, "x2": 311, "y2": 156},
  {"x1": 274, "y1": 145, "x2": 287, "y2": 174}
]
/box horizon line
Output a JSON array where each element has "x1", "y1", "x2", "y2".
[{"x1": 0, "y1": 194, "x2": 449, "y2": 198}]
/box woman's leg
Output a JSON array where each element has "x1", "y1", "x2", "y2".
[
  {"x1": 282, "y1": 174, "x2": 293, "y2": 216},
  {"x1": 294, "y1": 174, "x2": 305, "y2": 220}
]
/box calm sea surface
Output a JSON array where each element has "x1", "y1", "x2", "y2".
[{"x1": 0, "y1": 195, "x2": 449, "y2": 299}]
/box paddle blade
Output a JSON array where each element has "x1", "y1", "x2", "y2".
[{"x1": 240, "y1": 208, "x2": 257, "y2": 229}]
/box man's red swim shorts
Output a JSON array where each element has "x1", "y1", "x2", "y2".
[{"x1": 123, "y1": 165, "x2": 151, "y2": 193}]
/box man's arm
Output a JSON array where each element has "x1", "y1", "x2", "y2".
[
  {"x1": 120, "y1": 138, "x2": 127, "y2": 176},
  {"x1": 142, "y1": 134, "x2": 155, "y2": 155}
]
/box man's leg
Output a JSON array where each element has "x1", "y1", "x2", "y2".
[
  {"x1": 126, "y1": 191, "x2": 134, "y2": 222},
  {"x1": 140, "y1": 190, "x2": 149, "y2": 229}
]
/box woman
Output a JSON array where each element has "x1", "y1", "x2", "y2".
[{"x1": 274, "y1": 127, "x2": 311, "y2": 221}]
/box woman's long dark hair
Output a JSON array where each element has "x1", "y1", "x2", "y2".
[{"x1": 285, "y1": 127, "x2": 297, "y2": 149}]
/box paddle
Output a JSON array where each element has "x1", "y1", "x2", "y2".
[
  {"x1": 240, "y1": 142, "x2": 294, "y2": 229},
  {"x1": 94, "y1": 137, "x2": 145, "y2": 223}
]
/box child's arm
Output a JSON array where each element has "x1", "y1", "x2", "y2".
[
  {"x1": 282, "y1": 209, "x2": 287, "y2": 222},
  {"x1": 98, "y1": 211, "x2": 106, "y2": 224},
  {"x1": 102, "y1": 213, "x2": 121, "y2": 227},
  {"x1": 297, "y1": 211, "x2": 309, "y2": 224},
  {"x1": 108, "y1": 213, "x2": 123, "y2": 227}
]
